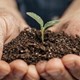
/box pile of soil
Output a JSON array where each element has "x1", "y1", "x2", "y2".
[{"x1": 2, "y1": 28, "x2": 80, "y2": 65}]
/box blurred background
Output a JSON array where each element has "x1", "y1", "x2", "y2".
[{"x1": 16, "y1": 0, "x2": 73, "y2": 29}]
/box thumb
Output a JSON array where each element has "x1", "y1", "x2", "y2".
[
  {"x1": 48, "y1": 17, "x2": 70, "y2": 32},
  {"x1": 19, "y1": 20, "x2": 30, "y2": 32},
  {"x1": 0, "y1": 18, "x2": 6, "y2": 59},
  {"x1": 48, "y1": 22, "x2": 63, "y2": 32}
]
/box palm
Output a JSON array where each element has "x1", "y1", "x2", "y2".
[{"x1": 0, "y1": 11, "x2": 39, "y2": 80}]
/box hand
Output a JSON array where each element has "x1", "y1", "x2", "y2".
[
  {"x1": 49, "y1": 10, "x2": 80, "y2": 37},
  {"x1": 0, "y1": 10, "x2": 39, "y2": 80},
  {"x1": 36, "y1": 54, "x2": 80, "y2": 80},
  {"x1": 36, "y1": 10, "x2": 80, "y2": 80},
  {"x1": 50, "y1": 10, "x2": 80, "y2": 80},
  {"x1": 36, "y1": 58, "x2": 74, "y2": 80}
]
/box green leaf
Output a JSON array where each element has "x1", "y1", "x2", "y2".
[
  {"x1": 27, "y1": 12, "x2": 44, "y2": 28},
  {"x1": 44, "y1": 20, "x2": 59, "y2": 29}
]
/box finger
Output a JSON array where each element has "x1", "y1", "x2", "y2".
[
  {"x1": 0, "y1": 17, "x2": 6, "y2": 59},
  {"x1": 45, "y1": 58, "x2": 74, "y2": 80},
  {"x1": 23, "y1": 65, "x2": 40, "y2": 80},
  {"x1": 36, "y1": 61, "x2": 53, "y2": 80},
  {"x1": 0, "y1": 60, "x2": 10, "y2": 79},
  {"x1": 64, "y1": 20, "x2": 80, "y2": 37},
  {"x1": 3, "y1": 60, "x2": 28, "y2": 80},
  {"x1": 62, "y1": 54, "x2": 80, "y2": 80},
  {"x1": 19, "y1": 22, "x2": 30, "y2": 32},
  {"x1": 48, "y1": 17, "x2": 69, "y2": 32}
]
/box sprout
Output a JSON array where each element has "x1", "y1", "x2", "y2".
[{"x1": 27, "y1": 12, "x2": 59, "y2": 42}]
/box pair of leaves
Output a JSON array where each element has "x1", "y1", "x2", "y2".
[
  {"x1": 27, "y1": 12, "x2": 59, "y2": 42},
  {"x1": 27, "y1": 12, "x2": 59, "y2": 29}
]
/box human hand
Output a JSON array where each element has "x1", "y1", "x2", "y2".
[
  {"x1": 0, "y1": 10, "x2": 39, "y2": 80},
  {"x1": 36, "y1": 10, "x2": 80, "y2": 80},
  {"x1": 36, "y1": 54, "x2": 80, "y2": 80},
  {"x1": 36, "y1": 58, "x2": 75, "y2": 80},
  {"x1": 49, "y1": 10, "x2": 80, "y2": 37}
]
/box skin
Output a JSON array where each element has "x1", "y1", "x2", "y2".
[
  {"x1": 0, "y1": 0, "x2": 80, "y2": 80},
  {"x1": 0, "y1": 10, "x2": 40, "y2": 80},
  {"x1": 36, "y1": 1, "x2": 80, "y2": 80}
]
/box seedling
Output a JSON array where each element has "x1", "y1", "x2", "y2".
[{"x1": 27, "y1": 12, "x2": 59, "y2": 42}]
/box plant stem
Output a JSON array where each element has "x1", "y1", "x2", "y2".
[{"x1": 41, "y1": 28, "x2": 44, "y2": 42}]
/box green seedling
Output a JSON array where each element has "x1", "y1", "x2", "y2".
[{"x1": 27, "y1": 12, "x2": 59, "y2": 42}]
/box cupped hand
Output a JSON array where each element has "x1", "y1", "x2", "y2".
[
  {"x1": 36, "y1": 54, "x2": 80, "y2": 80},
  {"x1": 36, "y1": 58, "x2": 74, "y2": 80},
  {"x1": 0, "y1": 10, "x2": 39, "y2": 80},
  {"x1": 36, "y1": 10, "x2": 80, "y2": 80},
  {"x1": 49, "y1": 10, "x2": 80, "y2": 37}
]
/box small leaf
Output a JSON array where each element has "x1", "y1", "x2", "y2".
[
  {"x1": 44, "y1": 20, "x2": 59, "y2": 29},
  {"x1": 27, "y1": 12, "x2": 44, "y2": 28}
]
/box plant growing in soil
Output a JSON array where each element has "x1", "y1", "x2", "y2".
[{"x1": 27, "y1": 12, "x2": 59, "y2": 42}]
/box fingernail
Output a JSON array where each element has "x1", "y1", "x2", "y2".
[
  {"x1": 41, "y1": 73, "x2": 52, "y2": 80},
  {"x1": 65, "y1": 62, "x2": 76, "y2": 69},
  {"x1": 41, "y1": 73, "x2": 48, "y2": 77},
  {"x1": 0, "y1": 75, "x2": 6, "y2": 79},
  {"x1": 12, "y1": 71, "x2": 24, "y2": 79},
  {"x1": 27, "y1": 74, "x2": 37, "y2": 80},
  {"x1": 47, "y1": 70, "x2": 61, "y2": 77}
]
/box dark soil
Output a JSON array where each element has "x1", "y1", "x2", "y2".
[{"x1": 2, "y1": 28, "x2": 80, "y2": 65}]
